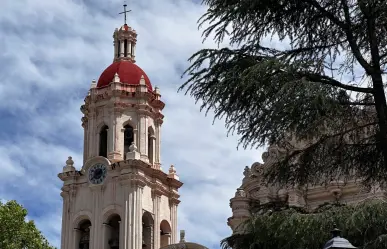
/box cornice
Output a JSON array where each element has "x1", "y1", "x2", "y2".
[
  {"x1": 58, "y1": 170, "x2": 83, "y2": 182},
  {"x1": 111, "y1": 159, "x2": 183, "y2": 190}
]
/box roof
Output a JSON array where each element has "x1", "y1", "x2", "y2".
[{"x1": 96, "y1": 60, "x2": 152, "y2": 91}]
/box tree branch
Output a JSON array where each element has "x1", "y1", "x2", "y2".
[
  {"x1": 340, "y1": 101, "x2": 375, "y2": 106},
  {"x1": 340, "y1": 0, "x2": 374, "y2": 74},
  {"x1": 302, "y1": 73, "x2": 374, "y2": 93}
]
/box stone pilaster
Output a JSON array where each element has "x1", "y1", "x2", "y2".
[
  {"x1": 169, "y1": 199, "x2": 179, "y2": 243},
  {"x1": 90, "y1": 185, "x2": 103, "y2": 248},
  {"x1": 102, "y1": 223, "x2": 110, "y2": 249},
  {"x1": 138, "y1": 114, "x2": 148, "y2": 160},
  {"x1": 152, "y1": 190, "x2": 162, "y2": 249},
  {"x1": 155, "y1": 123, "x2": 161, "y2": 165},
  {"x1": 108, "y1": 116, "x2": 122, "y2": 162},
  {"x1": 134, "y1": 185, "x2": 143, "y2": 249},
  {"x1": 60, "y1": 191, "x2": 70, "y2": 249},
  {"x1": 120, "y1": 41, "x2": 124, "y2": 57}
]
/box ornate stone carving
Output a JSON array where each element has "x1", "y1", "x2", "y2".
[
  {"x1": 129, "y1": 142, "x2": 137, "y2": 152},
  {"x1": 251, "y1": 162, "x2": 264, "y2": 177},
  {"x1": 235, "y1": 188, "x2": 247, "y2": 197},
  {"x1": 243, "y1": 166, "x2": 251, "y2": 178},
  {"x1": 62, "y1": 156, "x2": 76, "y2": 173}
]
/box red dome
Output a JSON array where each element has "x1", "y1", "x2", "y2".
[{"x1": 97, "y1": 61, "x2": 152, "y2": 90}]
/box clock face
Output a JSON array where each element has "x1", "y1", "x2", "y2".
[{"x1": 88, "y1": 163, "x2": 107, "y2": 184}]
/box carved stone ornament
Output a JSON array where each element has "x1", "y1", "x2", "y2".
[
  {"x1": 129, "y1": 142, "x2": 137, "y2": 152},
  {"x1": 235, "y1": 188, "x2": 247, "y2": 197},
  {"x1": 251, "y1": 162, "x2": 264, "y2": 177},
  {"x1": 243, "y1": 166, "x2": 251, "y2": 178},
  {"x1": 250, "y1": 188, "x2": 263, "y2": 199}
]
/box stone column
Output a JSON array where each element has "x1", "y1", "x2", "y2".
[
  {"x1": 90, "y1": 186, "x2": 103, "y2": 248},
  {"x1": 108, "y1": 116, "x2": 122, "y2": 162},
  {"x1": 128, "y1": 42, "x2": 132, "y2": 56},
  {"x1": 60, "y1": 192, "x2": 69, "y2": 249},
  {"x1": 169, "y1": 200, "x2": 179, "y2": 244},
  {"x1": 83, "y1": 122, "x2": 88, "y2": 164},
  {"x1": 154, "y1": 123, "x2": 161, "y2": 169},
  {"x1": 73, "y1": 228, "x2": 82, "y2": 249},
  {"x1": 88, "y1": 113, "x2": 95, "y2": 158},
  {"x1": 120, "y1": 40, "x2": 125, "y2": 57},
  {"x1": 135, "y1": 186, "x2": 143, "y2": 249},
  {"x1": 149, "y1": 135, "x2": 156, "y2": 166},
  {"x1": 138, "y1": 114, "x2": 148, "y2": 160},
  {"x1": 114, "y1": 39, "x2": 118, "y2": 59},
  {"x1": 152, "y1": 191, "x2": 161, "y2": 249},
  {"x1": 132, "y1": 43, "x2": 136, "y2": 58},
  {"x1": 110, "y1": 115, "x2": 115, "y2": 154},
  {"x1": 119, "y1": 221, "x2": 124, "y2": 249},
  {"x1": 123, "y1": 184, "x2": 131, "y2": 249},
  {"x1": 102, "y1": 223, "x2": 110, "y2": 249},
  {"x1": 121, "y1": 176, "x2": 145, "y2": 249}
]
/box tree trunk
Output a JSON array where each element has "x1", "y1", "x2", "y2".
[{"x1": 371, "y1": 73, "x2": 387, "y2": 170}]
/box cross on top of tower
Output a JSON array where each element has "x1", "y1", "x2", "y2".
[{"x1": 119, "y1": 3, "x2": 131, "y2": 25}]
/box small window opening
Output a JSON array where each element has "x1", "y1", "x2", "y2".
[
  {"x1": 124, "y1": 125, "x2": 134, "y2": 158},
  {"x1": 99, "y1": 125, "x2": 108, "y2": 158}
]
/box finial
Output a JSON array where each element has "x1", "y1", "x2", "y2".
[
  {"x1": 169, "y1": 165, "x2": 176, "y2": 174},
  {"x1": 139, "y1": 75, "x2": 146, "y2": 86},
  {"x1": 180, "y1": 230, "x2": 186, "y2": 243},
  {"x1": 119, "y1": 2, "x2": 132, "y2": 25},
  {"x1": 90, "y1": 79, "x2": 97, "y2": 89},
  {"x1": 66, "y1": 156, "x2": 74, "y2": 167},
  {"x1": 168, "y1": 165, "x2": 179, "y2": 180},
  {"x1": 129, "y1": 142, "x2": 137, "y2": 152},
  {"x1": 63, "y1": 156, "x2": 75, "y2": 173},
  {"x1": 114, "y1": 73, "x2": 120, "y2": 83}
]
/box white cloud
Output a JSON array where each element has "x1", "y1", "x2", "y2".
[{"x1": 0, "y1": 0, "x2": 264, "y2": 248}]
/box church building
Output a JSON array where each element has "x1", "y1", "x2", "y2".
[
  {"x1": 57, "y1": 7, "x2": 207, "y2": 249},
  {"x1": 227, "y1": 143, "x2": 386, "y2": 233}
]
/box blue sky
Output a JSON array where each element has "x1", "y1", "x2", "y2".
[{"x1": 0, "y1": 0, "x2": 264, "y2": 248}]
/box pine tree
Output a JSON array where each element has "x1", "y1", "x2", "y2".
[{"x1": 181, "y1": 0, "x2": 387, "y2": 186}]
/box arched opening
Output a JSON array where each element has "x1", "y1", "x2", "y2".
[
  {"x1": 124, "y1": 124, "x2": 134, "y2": 159},
  {"x1": 99, "y1": 125, "x2": 109, "y2": 158},
  {"x1": 117, "y1": 41, "x2": 121, "y2": 57},
  {"x1": 142, "y1": 212, "x2": 154, "y2": 249},
  {"x1": 124, "y1": 39, "x2": 128, "y2": 57},
  {"x1": 106, "y1": 214, "x2": 121, "y2": 249},
  {"x1": 78, "y1": 220, "x2": 91, "y2": 249},
  {"x1": 160, "y1": 220, "x2": 172, "y2": 247},
  {"x1": 148, "y1": 127, "x2": 155, "y2": 164}
]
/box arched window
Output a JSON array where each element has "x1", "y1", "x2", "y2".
[
  {"x1": 160, "y1": 220, "x2": 172, "y2": 247},
  {"x1": 99, "y1": 125, "x2": 108, "y2": 158},
  {"x1": 124, "y1": 39, "x2": 128, "y2": 57},
  {"x1": 117, "y1": 41, "x2": 121, "y2": 57},
  {"x1": 124, "y1": 124, "x2": 134, "y2": 158},
  {"x1": 148, "y1": 127, "x2": 155, "y2": 164},
  {"x1": 107, "y1": 214, "x2": 121, "y2": 249},
  {"x1": 78, "y1": 220, "x2": 91, "y2": 249},
  {"x1": 142, "y1": 212, "x2": 154, "y2": 249}
]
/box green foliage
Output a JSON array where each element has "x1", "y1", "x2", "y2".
[
  {"x1": 180, "y1": 0, "x2": 387, "y2": 186},
  {"x1": 0, "y1": 200, "x2": 56, "y2": 249},
  {"x1": 221, "y1": 199, "x2": 387, "y2": 249}
]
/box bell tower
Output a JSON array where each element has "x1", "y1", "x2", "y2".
[{"x1": 58, "y1": 7, "x2": 183, "y2": 249}]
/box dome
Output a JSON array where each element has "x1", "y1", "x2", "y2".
[{"x1": 97, "y1": 61, "x2": 152, "y2": 90}]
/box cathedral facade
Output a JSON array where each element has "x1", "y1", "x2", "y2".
[
  {"x1": 57, "y1": 18, "x2": 187, "y2": 249},
  {"x1": 227, "y1": 142, "x2": 387, "y2": 233}
]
